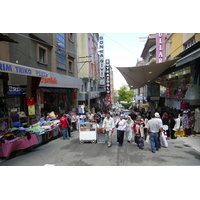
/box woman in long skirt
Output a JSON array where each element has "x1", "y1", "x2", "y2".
[
  {"x1": 133, "y1": 116, "x2": 145, "y2": 149},
  {"x1": 116, "y1": 114, "x2": 127, "y2": 146},
  {"x1": 125, "y1": 116, "x2": 133, "y2": 142}
]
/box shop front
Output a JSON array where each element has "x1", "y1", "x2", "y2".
[
  {"x1": 158, "y1": 49, "x2": 200, "y2": 136},
  {"x1": 38, "y1": 71, "x2": 83, "y2": 117}
]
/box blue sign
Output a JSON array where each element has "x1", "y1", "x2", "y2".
[{"x1": 7, "y1": 85, "x2": 26, "y2": 95}]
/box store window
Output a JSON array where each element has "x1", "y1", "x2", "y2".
[
  {"x1": 56, "y1": 33, "x2": 66, "y2": 70},
  {"x1": 37, "y1": 44, "x2": 47, "y2": 64}
]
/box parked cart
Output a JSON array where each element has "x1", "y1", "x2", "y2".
[{"x1": 79, "y1": 122, "x2": 97, "y2": 144}]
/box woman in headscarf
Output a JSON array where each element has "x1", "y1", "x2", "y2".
[
  {"x1": 133, "y1": 115, "x2": 145, "y2": 149},
  {"x1": 162, "y1": 112, "x2": 169, "y2": 138},
  {"x1": 125, "y1": 116, "x2": 134, "y2": 143}
]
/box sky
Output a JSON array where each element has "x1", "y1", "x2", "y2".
[{"x1": 103, "y1": 33, "x2": 151, "y2": 90}]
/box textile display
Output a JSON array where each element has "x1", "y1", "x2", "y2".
[
  {"x1": 194, "y1": 108, "x2": 200, "y2": 133},
  {"x1": 0, "y1": 133, "x2": 38, "y2": 157},
  {"x1": 174, "y1": 129, "x2": 186, "y2": 137}
]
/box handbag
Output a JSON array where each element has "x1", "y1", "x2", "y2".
[{"x1": 115, "y1": 120, "x2": 120, "y2": 128}]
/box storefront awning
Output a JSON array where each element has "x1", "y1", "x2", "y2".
[
  {"x1": 39, "y1": 71, "x2": 83, "y2": 89},
  {"x1": 116, "y1": 59, "x2": 177, "y2": 89},
  {"x1": 0, "y1": 60, "x2": 50, "y2": 78}
]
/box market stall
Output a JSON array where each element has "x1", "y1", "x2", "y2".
[
  {"x1": 0, "y1": 119, "x2": 60, "y2": 158},
  {"x1": 79, "y1": 122, "x2": 97, "y2": 143}
]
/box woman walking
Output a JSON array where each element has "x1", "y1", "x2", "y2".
[
  {"x1": 116, "y1": 114, "x2": 126, "y2": 147},
  {"x1": 133, "y1": 115, "x2": 145, "y2": 149},
  {"x1": 125, "y1": 116, "x2": 134, "y2": 142}
]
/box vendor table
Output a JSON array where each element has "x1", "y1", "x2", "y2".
[{"x1": 0, "y1": 133, "x2": 38, "y2": 158}]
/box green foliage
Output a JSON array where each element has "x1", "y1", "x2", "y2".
[{"x1": 118, "y1": 85, "x2": 134, "y2": 103}]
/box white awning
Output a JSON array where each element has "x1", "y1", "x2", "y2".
[{"x1": 116, "y1": 59, "x2": 177, "y2": 89}]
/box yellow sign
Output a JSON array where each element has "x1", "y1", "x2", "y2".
[
  {"x1": 28, "y1": 105, "x2": 35, "y2": 116},
  {"x1": 142, "y1": 104, "x2": 148, "y2": 108}
]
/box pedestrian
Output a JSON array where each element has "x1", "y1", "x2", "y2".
[
  {"x1": 59, "y1": 114, "x2": 70, "y2": 140},
  {"x1": 146, "y1": 113, "x2": 163, "y2": 153},
  {"x1": 125, "y1": 116, "x2": 133, "y2": 143},
  {"x1": 155, "y1": 112, "x2": 163, "y2": 148},
  {"x1": 102, "y1": 112, "x2": 115, "y2": 148},
  {"x1": 87, "y1": 111, "x2": 94, "y2": 121},
  {"x1": 168, "y1": 113, "x2": 176, "y2": 139},
  {"x1": 129, "y1": 110, "x2": 137, "y2": 121},
  {"x1": 133, "y1": 115, "x2": 145, "y2": 149},
  {"x1": 116, "y1": 114, "x2": 126, "y2": 147},
  {"x1": 162, "y1": 112, "x2": 170, "y2": 138},
  {"x1": 66, "y1": 114, "x2": 72, "y2": 137},
  {"x1": 71, "y1": 113, "x2": 77, "y2": 130}
]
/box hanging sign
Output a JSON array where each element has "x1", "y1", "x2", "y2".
[{"x1": 156, "y1": 33, "x2": 165, "y2": 63}]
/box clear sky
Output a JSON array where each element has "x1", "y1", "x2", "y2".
[{"x1": 103, "y1": 33, "x2": 151, "y2": 90}]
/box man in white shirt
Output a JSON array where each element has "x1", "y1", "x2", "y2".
[
  {"x1": 116, "y1": 114, "x2": 127, "y2": 147},
  {"x1": 146, "y1": 113, "x2": 163, "y2": 153},
  {"x1": 102, "y1": 112, "x2": 115, "y2": 148}
]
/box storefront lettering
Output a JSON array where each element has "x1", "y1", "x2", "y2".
[
  {"x1": 0, "y1": 63, "x2": 12, "y2": 72},
  {"x1": 36, "y1": 70, "x2": 48, "y2": 77},
  {"x1": 41, "y1": 77, "x2": 58, "y2": 84},
  {"x1": 156, "y1": 33, "x2": 165, "y2": 63},
  {"x1": 15, "y1": 66, "x2": 32, "y2": 75}
]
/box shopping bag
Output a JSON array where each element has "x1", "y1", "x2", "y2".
[
  {"x1": 160, "y1": 132, "x2": 168, "y2": 148},
  {"x1": 145, "y1": 135, "x2": 150, "y2": 143}
]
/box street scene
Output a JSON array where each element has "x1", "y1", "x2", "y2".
[
  {"x1": 0, "y1": 116, "x2": 200, "y2": 166},
  {"x1": 0, "y1": 33, "x2": 200, "y2": 167}
]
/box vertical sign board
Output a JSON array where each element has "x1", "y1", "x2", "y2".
[
  {"x1": 99, "y1": 33, "x2": 105, "y2": 85},
  {"x1": 156, "y1": 33, "x2": 165, "y2": 63},
  {"x1": 105, "y1": 59, "x2": 110, "y2": 95}
]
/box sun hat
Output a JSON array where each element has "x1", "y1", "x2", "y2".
[{"x1": 155, "y1": 112, "x2": 160, "y2": 118}]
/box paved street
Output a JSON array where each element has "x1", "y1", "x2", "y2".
[{"x1": 1, "y1": 125, "x2": 200, "y2": 166}]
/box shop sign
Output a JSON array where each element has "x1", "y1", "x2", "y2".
[
  {"x1": 99, "y1": 33, "x2": 105, "y2": 85},
  {"x1": 28, "y1": 105, "x2": 35, "y2": 116},
  {"x1": 107, "y1": 95, "x2": 111, "y2": 102},
  {"x1": 0, "y1": 60, "x2": 50, "y2": 78},
  {"x1": 41, "y1": 77, "x2": 57, "y2": 84},
  {"x1": 166, "y1": 88, "x2": 170, "y2": 97},
  {"x1": 105, "y1": 59, "x2": 110, "y2": 94},
  {"x1": 7, "y1": 85, "x2": 26, "y2": 95},
  {"x1": 156, "y1": 33, "x2": 165, "y2": 63}
]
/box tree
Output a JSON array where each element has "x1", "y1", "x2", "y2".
[{"x1": 118, "y1": 85, "x2": 134, "y2": 103}]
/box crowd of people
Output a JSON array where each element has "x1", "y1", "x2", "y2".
[
  {"x1": 56, "y1": 109, "x2": 179, "y2": 154},
  {"x1": 101, "y1": 109, "x2": 179, "y2": 153}
]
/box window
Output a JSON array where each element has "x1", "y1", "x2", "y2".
[
  {"x1": 37, "y1": 44, "x2": 47, "y2": 64},
  {"x1": 56, "y1": 33, "x2": 66, "y2": 70},
  {"x1": 68, "y1": 60, "x2": 73, "y2": 72},
  {"x1": 69, "y1": 33, "x2": 73, "y2": 42},
  {"x1": 184, "y1": 37, "x2": 196, "y2": 50}
]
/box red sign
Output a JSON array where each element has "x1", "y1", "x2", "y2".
[
  {"x1": 41, "y1": 77, "x2": 57, "y2": 84},
  {"x1": 107, "y1": 95, "x2": 111, "y2": 102}
]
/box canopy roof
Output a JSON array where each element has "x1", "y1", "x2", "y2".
[{"x1": 116, "y1": 59, "x2": 177, "y2": 89}]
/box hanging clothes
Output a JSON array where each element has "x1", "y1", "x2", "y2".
[
  {"x1": 182, "y1": 109, "x2": 190, "y2": 129},
  {"x1": 194, "y1": 108, "x2": 200, "y2": 133}
]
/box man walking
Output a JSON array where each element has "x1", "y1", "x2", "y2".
[
  {"x1": 146, "y1": 113, "x2": 163, "y2": 153},
  {"x1": 60, "y1": 114, "x2": 70, "y2": 140},
  {"x1": 102, "y1": 112, "x2": 115, "y2": 148}
]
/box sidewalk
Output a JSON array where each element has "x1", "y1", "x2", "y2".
[{"x1": 178, "y1": 134, "x2": 200, "y2": 153}]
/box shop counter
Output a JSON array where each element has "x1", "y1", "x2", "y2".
[{"x1": 0, "y1": 133, "x2": 38, "y2": 158}]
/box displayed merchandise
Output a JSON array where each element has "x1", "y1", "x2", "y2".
[{"x1": 194, "y1": 108, "x2": 200, "y2": 133}]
